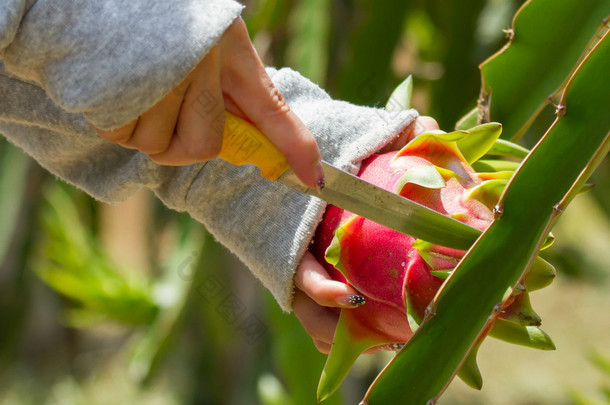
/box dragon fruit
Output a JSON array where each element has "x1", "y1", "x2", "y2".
[{"x1": 310, "y1": 125, "x2": 557, "y2": 401}]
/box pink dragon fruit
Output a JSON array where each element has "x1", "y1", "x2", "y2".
[{"x1": 310, "y1": 127, "x2": 556, "y2": 401}]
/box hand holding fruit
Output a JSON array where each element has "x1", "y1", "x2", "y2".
[{"x1": 292, "y1": 115, "x2": 440, "y2": 354}]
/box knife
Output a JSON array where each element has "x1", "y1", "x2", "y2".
[{"x1": 218, "y1": 111, "x2": 480, "y2": 250}]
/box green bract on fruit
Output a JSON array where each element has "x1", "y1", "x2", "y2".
[{"x1": 310, "y1": 125, "x2": 556, "y2": 401}]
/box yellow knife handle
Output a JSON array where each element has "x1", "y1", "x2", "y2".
[{"x1": 218, "y1": 111, "x2": 290, "y2": 181}]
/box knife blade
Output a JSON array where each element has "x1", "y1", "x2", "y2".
[{"x1": 218, "y1": 111, "x2": 480, "y2": 250}]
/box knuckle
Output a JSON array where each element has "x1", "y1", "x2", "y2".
[
  {"x1": 188, "y1": 137, "x2": 222, "y2": 161},
  {"x1": 94, "y1": 120, "x2": 138, "y2": 143},
  {"x1": 99, "y1": 130, "x2": 133, "y2": 144},
  {"x1": 121, "y1": 134, "x2": 171, "y2": 155},
  {"x1": 148, "y1": 154, "x2": 170, "y2": 165},
  {"x1": 262, "y1": 85, "x2": 291, "y2": 120},
  {"x1": 139, "y1": 141, "x2": 170, "y2": 155},
  {"x1": 175, "y1": 117, "x2": 225, "y2": 162}
]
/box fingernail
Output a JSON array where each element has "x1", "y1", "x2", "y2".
[
  {"x1": 336, "y1": 294, "x2": 366, "y2": 308},
  {"x1": 315, "y1": 162, "x2": 325, "y2": 192}
]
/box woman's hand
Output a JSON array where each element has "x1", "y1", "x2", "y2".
[
  {"x1": 91, "y1": 17, "x2": 323, "y2": 189},
  {"x1": 292, "y1": 115, "x2": 440, "y2": 353}
]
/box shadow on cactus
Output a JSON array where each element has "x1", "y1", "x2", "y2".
[{"x1": 310, "y1": 108, "x2": 556, "y2": 400}]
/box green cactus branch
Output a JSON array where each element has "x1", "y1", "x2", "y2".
[
  {"x1": 545, "y1": 16, "x2": 610, "y2": 107},
  {"x1": 477, "y1": 0, "x2": 609, "y2": 141},
  {"x1": 362, "y1": 24, "x2": 610, "y2": 405}
]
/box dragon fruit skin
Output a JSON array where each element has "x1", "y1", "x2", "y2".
[
  {"x1": 312, "y1": 132, "x2": 494, "y2": 337},
  {"x1": 310, "y1": 129, "x2": 556, "y2": 401}
]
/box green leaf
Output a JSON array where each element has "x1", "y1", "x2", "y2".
[
  {"x1": 577, "y1": 182, "x2": 596, "y2": 194},
  {"x1": 465, "y1": 179, "x2": 508, "y2": 210},
  {"x1": 405, "y1": 290, "x2": 422, "y2": 332},
  {"x1": 455, "y1": 107, "x2": 479, "y2": 130},
  {"x1": 524, "y1": 256, "x2": 556, "y2": 291},
  {"x1": 475, "y1": 171, "x2": 514, "y2": 182},
  {"x1": 317, "y1": 310, "x2": 381, "y2": 402},
  {"x1": 394, "y1": 165, "x2": 446, "y2": 191},
  {"x1": 386, "y1": 75, "x2": 413, "y2": 111},
  {"x1": 413, "y1": 240, "x2": 460, "y2": 271},
  {"x1": 429, "y1": 270, "x2": 452, "y2": 280},
  {"x1": 488, "y1": 320, "x2": 555, "y2": 350},
  {"x1": 479, "y1": 0, "x2": 610, "y2": 140},
  {"x1": 472, "y1": 159, "x2": 521, "y2": 172},
  {"x1": 456, "y1": 341, "x2": 483, "y2": 390},
  {"x1": 418, "y1": 130, "x2": 468, "y2": 143},
  {"x1": 265, "y1": 292, "x2": 344, "y2": 405},
  {"x1": 456, "y1": 122, "x2": 503, "y2": 164},
  {"x1": 324, "y1": 215, "x2": 356, "y2": 280},
  {"x1": 362, "y1": 25, "x2": 610, "y2": 405},
  {"x1": 499, "y1": 292, "x2": 542, "y2": 327},
  {"x1": 540, "y1": 232, "x2": 555, "y2": 250},
  {"x1": 487, "y1": 139, "x2": 530, "y2": 159}
]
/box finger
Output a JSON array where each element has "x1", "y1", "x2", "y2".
[
  {"x1": 414, "y1": 116, "x2": 440, "y2": 135},
  {"x1": 222, "y1": 93, "x2": 248, "y2": 121},
  {"x1": 378, "y1": 116, "x2": 441, "y2": 153},
  {"x1": 149, "y1": 47, "x2": 225, "y2": 165},
  {"x1": 219, "y1": 19, "x2": 322, "y2": 189},
  {"x1": 292, "y1": 289, "x2": 338, "y2": 350},
  {"x1": 119, "y1": 80, "x2": 187, "y2": 155},
  {"x1": 92, "y1": 118, "x2": 138, "y2": 145},
  {"x1": 120, "y1": 80, "x2": 188, "y2": 155},
  {"x1": 294, "y1": 252, "x2": 365, "y2": 308},
  {"x1": 313, "y1": 339, "x2": 332, "y2": 354}
]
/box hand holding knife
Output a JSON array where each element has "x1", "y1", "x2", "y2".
[{"x1": 218, "y1": 111, "x2": 479, "y2": 250}]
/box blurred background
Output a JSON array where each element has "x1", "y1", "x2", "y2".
[{"x1": 1, "y1": 0, "x2": 609, "y2": 404}]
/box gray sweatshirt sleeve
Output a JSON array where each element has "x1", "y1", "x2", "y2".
[
  {"x1": 0, "y1": 1, "x2": 418, "y2": 311},
  {"x1": 0, "y1": 0, "x2": 243, "y2": 129}
]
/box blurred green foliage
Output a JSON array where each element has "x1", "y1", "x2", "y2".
[
  {"x1": 568, "y1": 351, "x2": 610, "y2": 405},
  {"x1": 0, "y1": 1, "x2": 608, "y2": 404}
]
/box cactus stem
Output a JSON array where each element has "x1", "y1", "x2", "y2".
[
  {"x1": 493, "y1": 204, "x2": 504, "y2": 219},
  {"x1": 424, "y1": 302, "x2": 437, "y2": 320},
  {"x1": 554, "y1": 103, "x2": 566, "y2": 117}
]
